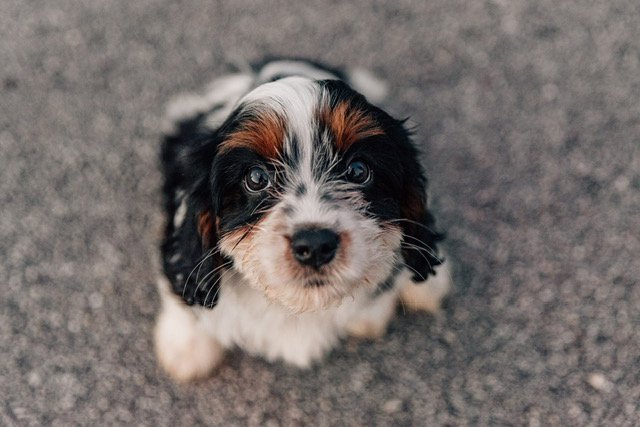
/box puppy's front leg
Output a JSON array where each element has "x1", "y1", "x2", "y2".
[
  {"x1": 345, "y1": 290, "x2": 397, "y2": 339},
  {"x1": 154, "y1": 277, "x2": 224, "y2": 381}
]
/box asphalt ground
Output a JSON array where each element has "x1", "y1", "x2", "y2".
[{"x1": 1, "y1": 0, "x2": 639, "y2": 425}]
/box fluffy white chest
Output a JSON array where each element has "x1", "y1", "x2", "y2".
[
  {"x1": 154, "y1": 264, "x2": 449, "y2": 381},
  {"x1": 195, "y1": 270, "x2": 382, "y2": 367}
]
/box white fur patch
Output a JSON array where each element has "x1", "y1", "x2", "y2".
[
  {"x1": 172, "y1": 198, "x2": 187, "y2": 228},
  {"x1": 346, "y1": 67, "x2": 389, "y2": 104},
  {"x1": 163, "y1": 73, "x2": 253, "y2": 133},
  {"x1": 195, "y1": 271, "x2": 396, "y2": 367}
]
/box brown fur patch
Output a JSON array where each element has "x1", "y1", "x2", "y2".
[
  {"x1": 219, "y1": 111, "x2": 286, "y2": 158},
  {"x1": 319, "y1": 101, "x2": 384, "y2": 150},
  {"x1": 196, "y1": 209, "x2": 216, "y2": 247}
]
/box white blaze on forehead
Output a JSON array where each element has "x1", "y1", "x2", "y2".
[
  {"x1": 287, "y1": 186, "x2": 335, "y2": 227},
  {"x1": 239, "y1": 77, "x2": 320, "y2": 165},
  {"x1": 238, "y1": 78, "x2": 352, "y2": 230}
]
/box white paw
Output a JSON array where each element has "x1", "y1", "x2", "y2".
[
  {"x1": 345, "y1": 319, "x2": 389, "y2": 339},
  {"x1": 398, "y1": 261, "x2": 452, "y2": 313},
  {"x1": 345, "y1": 290, "x2": 397, "y2": 339},
  {"x1": 154, "y1": 279, "x2": 224, "y2": 381}
]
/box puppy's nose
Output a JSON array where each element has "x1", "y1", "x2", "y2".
[{"x1": 290, "y1": 228, "x2": 339, "y2": 269}]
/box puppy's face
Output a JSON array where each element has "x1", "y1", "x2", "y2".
[{"x1": 198, "y1": 77, "x2": 439, "y2": 312}]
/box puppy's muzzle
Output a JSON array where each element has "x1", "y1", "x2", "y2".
[{"x1": 290, "y1": 228, "x2": 339, "y2": 270}]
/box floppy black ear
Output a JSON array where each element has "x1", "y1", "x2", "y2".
[
  {"x1": 397, "y1": 138, "x2": 444, "y2": 282},
  {"x1": 160, "y1": 116, "x2": 224, "y2": 308}
]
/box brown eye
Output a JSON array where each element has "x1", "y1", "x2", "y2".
[
  {"x1": 346, "y1": 160, "x2": 371, "y2": 184},
  {"x1": 245, "y1": 167, "x2": 271, "y2": 192}
]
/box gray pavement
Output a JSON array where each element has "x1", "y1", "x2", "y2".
[{"x1": 2, "y1": 0, "x2": 639, "y2": 425}]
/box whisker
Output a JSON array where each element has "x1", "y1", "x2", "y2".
[
  {"x1": 401, "y1": 238, "x2": 442, "y2": 262},
  {"x1": 202, "y1": 266, "x2": 238, "y2": 306},
  {"x1": 230, "y1": 221, "x2": 261, "y2": 253},
  {"x1": 191, "y1": 256, "x2": 230, "y2": 297},
  {"x1": 196, "y1": 259, "x2": 233, "y2": 288},
  {"x1": 400, "y1": 244, "x2": 455, "y2": 290},
  {"x1": 182, "y1": 248, "x2": 217, "y2": 299},
  {"x1": 401, "y1": 233, "x2": 443, "y2": 259},
  {"x1": 384, "y1": 218, "x2": 442, "y2": 236},
  {"x1": 401, "y1": 243, "x2": 435, "y2": 275}
]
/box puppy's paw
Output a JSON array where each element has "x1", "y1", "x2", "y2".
[
  {"x1": 399, "y1": 261, "x2": 451, "y2": 313},
  {"x1": 345, "y1": 319, "x2": 389, "y2": 339},
  {"x1": 154, "y1": 283, "x2": 224, "y2": 381},
  {"x1": 345, "y1": 291, "x2": 396, "y2": 339}
]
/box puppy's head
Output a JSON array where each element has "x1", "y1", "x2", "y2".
[{"x1": 195, "y1": 77, "x2": 441, "y2": 312}]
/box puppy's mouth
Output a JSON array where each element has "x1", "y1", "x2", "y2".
[{"x1": 303, "y1": 278, "x2": 328, "y2": 288}]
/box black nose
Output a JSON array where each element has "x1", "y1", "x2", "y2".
[{"x1": 290, "y1": 228, "x2": 339, "y2": 269}]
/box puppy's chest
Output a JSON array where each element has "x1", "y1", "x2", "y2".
[{"x1": 194, "y1": 273, "x2": 370, "y2": 366}]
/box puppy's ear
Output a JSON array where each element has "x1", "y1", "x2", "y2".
[
  {"x1": 396, "y1": 132, "x2": 444, "y2": 282},
  {"x1": 160, "y1": 117, "x2": 224, "y2": 308}
]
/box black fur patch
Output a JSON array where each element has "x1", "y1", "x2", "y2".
[
  {"x1": 161, "y1": 113, "x2": 223, "y2": 307},
  {"x1": 211, "y1": 146, "x2": 279, "y2": 234}
]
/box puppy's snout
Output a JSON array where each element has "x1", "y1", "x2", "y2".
[{"x1": 290, "y1": 228, "x2": 339, "y2": 269}]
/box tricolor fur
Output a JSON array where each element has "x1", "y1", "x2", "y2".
[{"x1": 155, "y1": 59, "x2": 449, "y2": 381}]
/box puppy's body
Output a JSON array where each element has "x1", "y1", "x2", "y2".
[{"x1": 155, "y1": 60, "x2": 449, "y2": 381}]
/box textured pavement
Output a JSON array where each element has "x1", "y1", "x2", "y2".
[{"x1": 2, "y1": 0, "x2": 639, "y2": 425}]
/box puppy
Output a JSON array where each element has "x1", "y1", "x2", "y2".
[{"x1": 154, "y1": 59, "x2": 450, "y2": 381}]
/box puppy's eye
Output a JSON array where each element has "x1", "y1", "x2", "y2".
[
  {"x1": 346, "y1": 160, "x2": 371, "y2": 184},
  {"x1": 244, "y1": 167, "x2": 271, "y2": 192}
]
